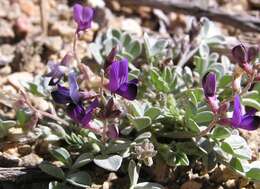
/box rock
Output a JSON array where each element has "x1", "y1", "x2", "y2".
[
  {"x1": 224, "y1": 179, "x2": 237, "y2": 189},
  {"x1": 7, "y1": 72, "x2": 33, "y2": 89},
  {"x1": 180, "y1": 180, "x2": 202, "y2": 189},
  {"x1": 13, "y1": 15, "x2": 32, "y2": 38},
  {"x1": 24, "y1": 55, "x2": 45, "y2": 74},
  {"x1": 0, "y1": 44, "x2": 15, "y2": 66},
  {"x1": 31, "y1": 96, "x2": 50, "y2": 112},
  {"x1": 0, "y1": 19, "x2": 15, "y2": 39},
  {"x1": 0, "y1": 1, "x2": 10, "y2": 18},
  {"x1": 0, "y1": 65, "x2": 11, "y2": 76},
  {"x1": 18, "y1": 144, "x2": 32, "y2": 156},
  {"x1": 44, "y1": 36, "x2": 63, "y2": 52},
  {"x1": 50, "y1": 21, "x2": 75, "y2": 37},
  {"x1": 56, "y1": 4, "x2": 71, "y2": 20},
  {"x1": 210, "y1": 167, "x2": 224, "y2": 184},
  {"x1": 7, "y1": 3, "x2": 22, "y2": 20},
  {"x1": 19, "y1": 153, "x2": 43, "y2": 167},
  {"x1": 18, "y1": 0, "x2": 39, "y2": 17}
]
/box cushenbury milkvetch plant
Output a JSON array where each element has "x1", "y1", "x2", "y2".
[{"x1": 1, "y1": 2, "x2": 258, "y2": 188}]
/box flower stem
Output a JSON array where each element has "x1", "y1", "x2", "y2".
[
  {"x1": 73, "y1": 32, "x2": 80, "y2": 65},
  {"x1": 197, "y1": 117, "x2": 218, "y2": 138},
  {"x1": 240, "y1": 71, "x2": 257, "y2": 96}
]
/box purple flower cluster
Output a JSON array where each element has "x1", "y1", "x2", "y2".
[
  {"x1": 46, "y1": 4, "x2": 138, "y2": 139},
  {"x1": 202, "y1": 72, "x2": 259, "y2": 131},
  {"x1": 51, "y1": 72, "x2": 99, "y2": 129}
]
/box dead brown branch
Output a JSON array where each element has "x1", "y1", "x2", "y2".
[{"x1": 111, "y1": 0, "x2": 260, "y2": 33}]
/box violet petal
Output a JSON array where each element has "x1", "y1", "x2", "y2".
[
  {"x1": 234, "y1": 115, "x2": 259, "y2": 130},
  {"x1": 73, "y1": 4, "x2": 93, "y2": 32},
  {"x1": 202, "y1": 72, "x2": 216, "y2": 97},
  {"x1": 67, "y1": 103, "x2": 85, "y2": 123},
  {"x1": 68, "y1": 72, "x2": 80, "y2": 104},
  {"x1": 107, "y1": 124, "x2": 119, "y2": 139},
  {"x1": 232, "y1": 95, "x2": 242, "y2": 127},
  {"x1": 81, "y1": 98, "x2": 99, "y2": 126},
  {"x1": 232, "y1": 44, "x2": 247, "y2": 64},
  {"x1": 51, "y1": 85, "x2": 72, "y2": 104},
  {"x1": 247, "y1": 47, "x2": 258, "y2": 63},
  {"x1": 109, "y1": 60, "x2": 120, "y2": 92},
  {"x1": 116, "y1": 82, "x2": 137, "y2": 101}
]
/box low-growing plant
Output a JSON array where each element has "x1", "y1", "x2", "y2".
[{"x1": 1, "y1": 3, "x2": 259, "y2": 189}]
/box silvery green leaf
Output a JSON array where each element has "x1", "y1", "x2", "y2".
[
  {"x1": 103, "y1": 37, "x2": 120, "y2": 55},
  {"x1": 246, "y1": 168, "x2": 260, "y2": 181},
  {"x1": 242, "y1": 98, "x2": 260, "y2": 111},
  {"x1": 0, "y1": 119, "x2": 16, "y2": 138},
  {"x1": 66, "y1": 171, "x2": 91, "y2": 188},
  {"x1": 194, "y1": 56, "x2": 207, "y2": 77},
  {"x1": 129, "y1": 116, "x2": 152, "y2": 131},
  {"x1": 120, "y1": 126, "x2": 133, "y2": 136},
  {"x1": 187, "y1": 118, "x2": 200, "y2": 133},
  {"x1": 102, "y1": 140, "x2": 131, "y2": 155},
  {"x1": 144, "y1": 107, "x2": 161, "y2": 120},
  {"x1": 127, "y1": 101, "x2": 145, "y2": 116},
  {"x1": 127, "y1": 40, "x2": 142, "y2": 59},
  {"x1": 128, "y1": 160, "x2": 140, "y2": 187},
  {"x1": 242, "y1": 90, "x2": 259, "y2": 99},
  {"x1": 134, "y1": 132, "x2": 152, "y2": 142},
  {"x1": 199, "y1": 43, "x2": 209, "y2": 59},
  {"x1": 94, "y1": 155, "x2": 123, "y2": 171},
  {"x1": 219, "y1": 75, "x2": 232, "y2": 88},
  {"x1": 194, "y1": 111, "x2": 213, "y2": 123},
  {"x1": 208, "y1": 63, "x2": 225, "y2": 77},
  {"x1": 212, "y1": 126, "x2": 231, "y2": 140},
  {"x1": 50, "y1": 147, "x2": 72, "y2": 167},
  {"x1": 111, "y1": 28, "x2": 122, "y2": 39},
  {"x1": 134, "y1": 182, "x2": 164, "y2": 189},
  {"x1": 122, "y1": 33, "x2": 132, "y2": 47},
  {"x1": 176, "y1": 152, "x2": 189, "y2": 166},
  {"x1": 39, "y1": 162, "x2": 65, "y2": 180},
  {"x1": 223, "y1": 135, "x2": 252, "y2": 160},
  {"x1": 150, "y1": 68, "x2": 170, "y2": 92},
  {"x1": 205, "y1": 35, "x2": 225, "y2": 44},
  {"x1": 89, "y1": 43, "x2": 103, "y2": 64},
  {"x1": 200, "y1": 17, "x2": 221, "y2": 40},
  {"x1": 230, "y1": 158, "x2": 244, "y2": 172},
  {"x1": 72, "y1": 153, "x2": 93, "y2": 169}
]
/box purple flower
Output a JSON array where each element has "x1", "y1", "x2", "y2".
[
  {"x1": 46, "y1": 62, "x2": 67, "y2": 86},
  {"x1": 51, "y1": 72, "x2": 99, "y2": 127},
  {"x1": 109, "y1": 59, "x2": 138, "y2": 100},
  {"x1": 232, "y1": 44, "x2": 258, "y2": 74},
  {"x1": 51, "y1": 72, "x2": 80, "y2": 104},
  {"x1": 73, "y1": 4, "x2": 94, "y2": 33},
  {"x1": 230, "y1": 95, "x2": 259, "y2": 130},
  {"x1": 107, "y1": 124, "x2": 119, "y2": 139},
  {"x1": 232, "y1": 44, "x2": 257, "y2": 65},
  {"x1": 104, "y1": 47, "x2": 117, "y2": 70},
  {"x1": 102, "y1": 98, "x2": 121, "y2": 119},
  {"x1": 202, "y1": 72, "x2": 219, "y2": 113},
  {"x1": 46, "y1": 54, "x2": 72, "y2": 86},
  {"x1": 67, "y1": 98, "x2": 99, "y2": 127}
]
